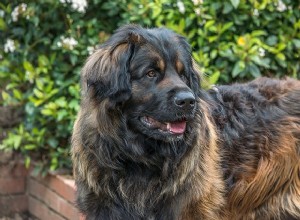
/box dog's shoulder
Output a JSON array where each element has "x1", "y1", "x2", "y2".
[
  {"x1": 207, "y1": 77, "x2": 300, "y2": 218},
  {"x1": 208, "y1": 77, "x2": 300, "y2": 119}
]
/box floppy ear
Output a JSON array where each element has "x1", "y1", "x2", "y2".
[{"x1": 81, "y1": 25, "x2": 143, "y2": 106}]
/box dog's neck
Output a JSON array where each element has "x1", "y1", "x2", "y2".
[{"x1": 105, "y1": 130, "x2": 199, "y2": 217}]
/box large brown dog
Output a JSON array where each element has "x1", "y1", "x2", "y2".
[{"x1": 71, "y1": 25, "x2": 300, "y2": 219}]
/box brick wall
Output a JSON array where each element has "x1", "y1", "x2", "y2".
[
  {"x1": 0, "y1": 163, "x2": 29, "y2": 216},
  {"x1": 0, "y1": 161, "x2": 84, "y2": 220}
]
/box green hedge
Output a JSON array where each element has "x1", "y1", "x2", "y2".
[{"x1": 0, "y1": 0, "x2": 299, "y2": 173}]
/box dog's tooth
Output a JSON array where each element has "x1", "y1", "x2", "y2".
[{"x1": 167, "y1": 123, "x2": 171, "y2": 131}]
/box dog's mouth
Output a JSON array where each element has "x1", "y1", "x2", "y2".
[{"x1": 140, "y1": 116, "x2": 187, "y2": 135}]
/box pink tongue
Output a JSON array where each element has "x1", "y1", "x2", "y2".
[{"x1": 168, "y1": 121, "x2": 186, "y2": 134}]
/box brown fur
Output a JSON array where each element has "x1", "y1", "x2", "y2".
[
  {"x1": 71, "y1": 25, "x2": 300, "y2": 219},
  {"x1": 218, "y1": 78, "x2": 300, "y2": 219}
]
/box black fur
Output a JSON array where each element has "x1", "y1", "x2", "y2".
[{"x1": 72, "y1": 25, "x2": 300, "y2": 220}]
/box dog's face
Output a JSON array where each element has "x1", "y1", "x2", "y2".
[{"x1": 82, "y1": 25, "x2": 201, "y2": 142}]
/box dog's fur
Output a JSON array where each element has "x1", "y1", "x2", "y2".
[{"x1": 71, "y1": 25, "x2": 300, "y2": 220}]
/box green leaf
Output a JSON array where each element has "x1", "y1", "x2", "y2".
[
  {"x1": 230, "y1": 0, "x2": 240, "y2": 9},
  {"x1": 23, "y1": 61, "x2": 34, "y2": 73},
  {"x1": 0, "y1": 18, "x2": 6, "y2": 30},
  {"x1": 38, "y1": 55, "x2": 49, "y2": 67},
  {"x1": 210, "y1": 50, "x2": 218, "y2": 59},
  {"x1": 35, "y1": 78, "x2": 44, "y2": 90},
  {"x1": 13, "y1": 136, "x2": 22, "y2": 150},
  {"x1": 208, "y1": 71, "x2": 220, "y2": 84},
  {"x1": 69, "y1": 99, "x2": 79, "y2": 110},
  {"x1": 276, "y1": 53, "x2": 286, "y2": 61},
  {"x1": 55, "y1": 98, "x2": 67, "y2": 107},
  {"x1": 208, "y1": 35, "x2": 218, "y2": 43},
  {"x1": 249, "y1": 63, "x2": 261, "y2": 78},
  {"x1": 29, "y1": 97, "x2": 44, "y2": 107},
  {"x1": 204, "y1": 20, "x2": 215, "y2": 30},
  {"x1": 251, "y1": 30, "x2": 266, "y2": 37},
  {"x1": 41, "y1": 108, "x2": 53, "y2": 116},
  {"x1": 232, "y1": 61, "x2": 245, "y2": 78},
  {"x1": 33, "y1": 88, "x2": 44, "y2": 99},
  {"x1": 151, "y1": 5, "x2": 162, "y2": 19},
  {"x1": 2, "y1": 91, "x2": 10, "y2": 101},
  {"x1": 25, "y1": 156, "x2": 31, "y2": 169},
  {"x1": 50, "y1": 157, "x2": 58, "y2": 171},
  {"x1": 222, "y1": 2, "x2": 233, "y2": 14},
  {"x1": 47, "y1": 138, "x2": 59, "y2": 148},
  {"x1": 70, "y1": 55, "x2": 78, "y2": 66},
  {"x1": 24, "y1": 144, "x2": 36, "y2": 150},
  {"x1": 277, "y1": 43, "x2": 286, "y2": 51},
  {"x1": 251, "y1": 56, "x2": 270, "y2": 68},
  {"x1": 13, "y1": 89, "x2": 22, "y2": 100},
  {"x1": 266, "y1": 36, "x2": 278, "y2": 46},
  {"x1": 220, "y1": 22, "x2": 233, "y2": 34},
  {"x1": 292, "y1": 39, "x2": 300, "y2": 49},
  {"x1": 57, "y1": 109, "x2": 68, "y2": 121}
]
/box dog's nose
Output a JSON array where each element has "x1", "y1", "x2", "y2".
[{"x1": 174, "y1": 91, "x2": 196, "y2": 110}]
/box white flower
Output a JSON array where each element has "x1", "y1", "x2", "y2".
[
  {"x1": 12, "y1": 8, "x2": 19, "y2": 22},
  {"x1": 258, "y1": 48, "x2": 265, "y2": 57},
  {"x1": 25, "y1": 71, "x2": 34, "y2": 83},
  {"x1": 177, "y1": 1, "x2": 185, "y2": 14},
  {"x1": 57, "y1": 36, "x2": 78, "y2": 50},
  {"x1": 0, "y1": 10, "x2": 4, "y2": 18},
  {"x1": 71, "y1": 0, "x2": 87, "y2": 13},
  {"x1": 192, "y1": 0, "x2": 203, "y2": 5},
  {"x1": 4, "y1": 39, "x2": 16, "y2": 53},
  {"x1": 195, "y1": 8, "x2": 201, "y2": 16},
  {"x1": 87, "y1": 46, "x2": 96, "y2": 55},
  {"x1": 253, "y1": 9, "x2": 259, "y2": 16},
  {"x1": 277, "y1": 0, "x2": 287, "y2": 12},
  {"x1": 61, "y1": 0, "x2": 88, "y2": 13},
  {"x1": 11, "y1": 3, "x2": 27, "y2": 22}
]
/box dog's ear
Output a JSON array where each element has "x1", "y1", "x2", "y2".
[{"x1": 81, "y1": 25, "x2": 143, "y2": 106}]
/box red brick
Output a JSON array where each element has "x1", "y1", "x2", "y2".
[
  {"x1": 33, "y1": 174, "x2": 76, "y2": 204},
  {"x1": 29, "y1": 196, "x2": 65, "y2": 220},
  {"x1": 0, "y1": 163, "x2": 30, "y2": 177},
  {"x1": 0, "y1": 177, "x2": 25, "y2": 194},
  {"x1": 0, "y1": 194, "x2": 28, "y2": 215},
  {"x1": 28, "y1": 178, "x2": 80, "y2": 220}
]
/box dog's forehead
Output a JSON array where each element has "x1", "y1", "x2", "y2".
[
  {"x1": 131, "y1": 44, "x2": 185, "y2": 74},
  {"x1": 133, "y1": 36, "x2": 186, "y2": 66},
  {"x1": 145, "y1": 29, "x2": 183, "y2": 55}
]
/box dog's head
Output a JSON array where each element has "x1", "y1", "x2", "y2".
[{"x1": 81, "y1": 25, "x2": 201, "y2": 142}]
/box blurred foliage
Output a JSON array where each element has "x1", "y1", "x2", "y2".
[
  {"x1": 123, "y1": 0, "x2": 300, "y2": 83},
  {"x1": 0, "y1": 0, "x2": 299, "y2": 173}
]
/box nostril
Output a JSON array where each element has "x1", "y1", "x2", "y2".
[
  {"x1": 174, "y1": 91, "x2": 196, "y2": 109},
  {"x1": 176, "y1": 99, "x2": 187, "y2": 107},
  {"x1": 190, "y1": 100, "x2": 195, "y2": 106}
]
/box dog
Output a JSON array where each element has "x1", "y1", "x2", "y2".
[{"x1": 71, "y1": 24, "x2": 300, "y2": 219}]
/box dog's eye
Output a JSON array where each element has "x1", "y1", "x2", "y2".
[{"x1": 146, "y1": 70, "x2": 157, "y2": 78}]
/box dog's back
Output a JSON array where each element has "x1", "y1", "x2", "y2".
[{"x1": 209, "y1": 77, "x2": 300, "y2": 219}]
